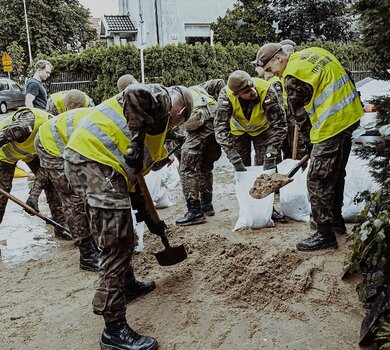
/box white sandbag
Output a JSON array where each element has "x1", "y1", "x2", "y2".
[
  {"x1": 144, "y1": 160, "x2": 180, "y2": 209},
  {"x1": 132, "y1": 209, "x2": 145, "y2": 253},
  {"x1": 278, "y1": 159, "x2": 311, "y2": 222},
  {"x1": 343, "y1": 154, "x2": 380, "y2": 222},
  {"x1": 234, "y1": 166, "x2": 274, "y2": 230}
]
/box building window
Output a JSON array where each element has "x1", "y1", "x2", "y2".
[{"x1": 184, "y1": 23, "x2": 211, "y2": 45}]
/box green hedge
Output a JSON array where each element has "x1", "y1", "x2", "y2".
[{"x1": 44, "y1": 41, "x2": 371, "y2": 104}]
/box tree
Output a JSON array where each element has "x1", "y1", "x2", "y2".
[
  {"x1": 353, "y1": 0, "x2": 390, "y2": 80},
  {"x1": 211, "y1": 0, "x2": 276, "y2": 45},
  {"x1": 211, "y1": 0, "x2": 357, "y2": 45},
  {"x1": 0, "y1": 0, "x2": 96, "y2": 64},
  {"x1": 273, "y1": 0, "x2": 356, "y2": 44},
  {"x1": 6, "y1": 41, "x2": 27, "y2": 83}
]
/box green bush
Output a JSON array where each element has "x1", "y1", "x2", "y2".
[{"x1": 43, "y1": 41, "x2": 371, "y2": 104}]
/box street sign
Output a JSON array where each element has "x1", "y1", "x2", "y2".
[{"x1": 2, "y1": 52, "x2": 13, "y2": 73}]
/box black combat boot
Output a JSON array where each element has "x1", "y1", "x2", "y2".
[
  {"x1": 78, "y1": 236, "x2": 100, "y2": 272},
  {"x1": 332, "y1": 216, "x2": 347, "y2": 235},
  {"x1": 176, "y1": 199, "x2": 206, "y2": 226},
  {"x1": 100, "y1": 318, "x2": 158, "y2": 350},
  {"x1": 271, "y1": 207, "x2": 287, "y2": 223},
  {"x1": 125, "y1": 280, "x2": 156, "y2": 304},
  {"x1": 296, "y1": 223, "x2": 338, "y2": 251},
  {"x1": 201, "y1": 192, "x2": 215, "y2": 216}
]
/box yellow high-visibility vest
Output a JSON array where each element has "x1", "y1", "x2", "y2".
[
  {"x1": 39, "y1": 108, "x2": 92, "y2": 157},
  {"x1": 282, "y1": 47, "x2": 363, "y2": 143},
  {"x1": 66, "y1": 95, "x2": 169, "y2": 191},
  {"x1": 0, "y1": 108, "x2": 50, "y2": 164},
  {"x1": 51, "y1": 91, "x2": 89, "y2": 114},
  {"x1": 226, "y1": 78, "x2": 270, "y2": 136},
  {"x1": 189, "y1": 85, "x2": 216, "y2": 110}
]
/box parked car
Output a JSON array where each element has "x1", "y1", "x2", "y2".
[
  {"x1": 0, "y1": 78, "x2": 25, "y2": 114},
  {"x1": 352, "y1": 77, "x2": 390, "y2": 147}
]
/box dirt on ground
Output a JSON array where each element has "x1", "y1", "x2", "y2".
[{"x1": 0, "y1": 168, "x2": 372, "y2": 350}]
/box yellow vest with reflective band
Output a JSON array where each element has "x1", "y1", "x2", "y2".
[
  {"x1": 226, "y1": 78, "x2": 270, "y2": 136},
  {"x1": 282, "y1": 47, "x2": 364, "y2": 143},
  {"x1": 39, "y1": 108, "x2": 92, "y2": 157},
  {"x1": 51, "y1": 91, "x2": 89, "y2": 114},
  {"x1": 66, "y1": 96, "x2": 169, "y2": 191},
  {"x1": 0, "y1": 107, "x2": 50, "y2": 164},
  {"x1": 189, "y1": 85, "x2": 216, "y2": 110}
]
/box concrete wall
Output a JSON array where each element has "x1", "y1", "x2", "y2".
[{"x1": 124, "y1": 0, "x2": 236, "y2": 47}]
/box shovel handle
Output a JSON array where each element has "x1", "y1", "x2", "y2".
[
  {"x1": 0, "y1": 187, "x2": 71, "y2": 234},
  {"x1": 287, "y1": 154, "x2": 310, "y2": 178}
]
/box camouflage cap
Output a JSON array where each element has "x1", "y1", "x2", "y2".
[
  {"x1": 117, "y1": 74, "x2": 139, "y2": 92},
  {"x1": 254, "y1": 43, "x2": 283, "y2": 67},
  {"x1": 173, "y1": 85, "x2": 194, "y2": 121},
  {"x1": 279, "y1": 39, "x2": 296, "y2": 47},
  {"x1": 227, "y1": 70, "x2": 252, "y2": 93},
  {"x1": 63, "y1": 89, "x2": 86, "y2": 111}
]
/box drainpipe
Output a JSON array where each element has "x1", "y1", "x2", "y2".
[
  {"x1": 154, "y1": 0, "x2": 160, "y2": 45},
  {"x1": 138, "y1": 0, "x2": 146, "y2": 83}
]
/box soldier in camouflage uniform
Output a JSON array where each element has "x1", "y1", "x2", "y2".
[
  {"x1": 257, "y1": 43, "x2": 363, "y2": 251},
  {"x1": 0, "y1": 108, "x2": 69, "y2": 239},
  {"x1": 215, "y1": 70, "x2": 287, "y2": 174},
  {"x1": 47, "y1": 89, "x2": 95, "y2": 116},
  {"x1": 63, "y1": 83, "x2": 193, "y2": 350},
  {"x1": 26, "y1": 107, "x2": 100, "y2": 271},
  {"x1": 176, "y1": 79, "x2": 225, "y2": 226}
]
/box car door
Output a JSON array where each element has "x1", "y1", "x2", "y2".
[
  {"x1": 10, "y1": 81, "x2": 25, "y2": 108},
  {"x1": 0, "y1": 79, "x2": 11, "y2": 110}
]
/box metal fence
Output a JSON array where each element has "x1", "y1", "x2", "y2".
[
  {"x1": 345, "y1": 62, "x2": 372, "y2": 83},
  {"x1": 46, "y1": 72, "x2": 96, "y2": 94}
]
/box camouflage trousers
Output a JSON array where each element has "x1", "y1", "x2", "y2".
[
  {"x1": 233, "y1": 129, "x2": 271, "y2": 166},
  {"x1": 36, "y1": 148, "x2": 91, "y2": 246},
  {"x1": 308, "y1": 122, "x2": 358, "y2": 231},
  {"x1": 0, "y1": 158, "x2": 66, "y2": 232},
  {"x1": 179, "y1": 119, "x2": 221, "y2": 202},
  {"x1": 64, "y1": 157, "x2": 136, "y2": 323}
]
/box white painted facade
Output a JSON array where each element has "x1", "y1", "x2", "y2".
[{"x1": 119, "y1": 0, "x2": 236, "y2": 47}]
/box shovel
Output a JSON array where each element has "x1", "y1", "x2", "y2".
[
  {"x1": 0, "y1": 187, "x2": 72, "y2": 238},
  {"x1": 136, "y1": 173, "x2": 187, "y2": 266},
  {"x1": 249, "y1": 154, "x2": 310, "y2": 200}
]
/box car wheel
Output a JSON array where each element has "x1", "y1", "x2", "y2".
[{"x1": 0, "y1": 102, "x2": 7, "y2": 114}]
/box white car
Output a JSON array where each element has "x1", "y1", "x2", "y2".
[{"x1": 352, "y1": 77, "x2": 390, "y2": 147}]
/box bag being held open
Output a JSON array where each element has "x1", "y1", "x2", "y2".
[{"x1": 234, "y1": 166, "x2": 274, "y2": 230}]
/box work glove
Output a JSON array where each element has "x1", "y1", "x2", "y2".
[
  {"x1": 263, "y1": 153, "x2": 277, "y2": 171},
  {"x1": 305, "y1": 142, "x2": 313, "y2": 156},
  {"x1": 124, "y1": 141, "x2": 144, "y2": 175},
  {"x1": 25, "y1": 195, "x2": 39, "y2": 215},
  {"x1": 145, "y1": 217, "x2": 167, "y2": 236},
  {"x1": 233, "y1": 160, "x2": 247, "y2": 172}
]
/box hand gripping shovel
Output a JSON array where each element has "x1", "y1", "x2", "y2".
[
  {"x1": 249, "y1": 154, "x2": 310, "y2": 200},
  {"x1": 0, "y1": 187, "x2": 72, "y2": 237},
  {"x1": 136, "y1": 174, "x2": 187, "y2": 266}
]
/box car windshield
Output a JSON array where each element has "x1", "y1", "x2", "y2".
[{"x1": 11, "y1": 83, "x2": 22, "y2": 92}]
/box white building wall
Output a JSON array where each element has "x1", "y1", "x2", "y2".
[{"x1": 123, "y1": 0, "x2": 236, "y2": 47}]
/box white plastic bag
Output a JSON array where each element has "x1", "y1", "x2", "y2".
[
  {"x1": 343, "y1": 154, "x2": 379, "y2": 222},
  {"x1": 234, "y1": 166, "x2": 274, "y2": 230},
  {"x1": 278, "y1": 159, "x2": 311, "y2": 222},
  {"x1": 132, "y1": 209, "x2": 145, "y2": 253}
]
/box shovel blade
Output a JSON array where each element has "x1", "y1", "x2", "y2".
[{"x1": 154, "y1": 244, "x2": 187, "y2": 266}]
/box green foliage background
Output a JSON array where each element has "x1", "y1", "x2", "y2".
[{"x1": 42, "y1": 41, "x2": 370, "y2": 104}]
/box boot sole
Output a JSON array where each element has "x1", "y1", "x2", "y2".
[
  {"x1": 100, "y1": 340, "x2": 158, "y2": 350},
  {"x1": 80, "y1": 263, "x2": 99, "y2": 272},
  {"x1": 203, "y1": 211, "x2": 215, "y2": 217},
  {"x1": 176, "y1": 217, "x2": 206, "y2": 226},
  {"x1": 296, "y1": 241, "x2": 338, "y2": 251}
]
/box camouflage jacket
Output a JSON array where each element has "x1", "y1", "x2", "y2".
[
  {"x1": 214, "y1": 85, "x2": 287, "y2": 165},
  {"x1": 284, "y1": 76, "x2": 313, "y2": 144},
  {"x1": 0, "y1": 110, "x2": 36, "y2": 147}
]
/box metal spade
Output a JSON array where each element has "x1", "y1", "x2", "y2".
[{"x1": 136, "y1": 174, "x2": 187, "y2": 266}]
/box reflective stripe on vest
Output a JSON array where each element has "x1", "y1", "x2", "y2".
[
  {"x1": 226, "y1": 78, "x2": 270, "y2": 136},
  {"x1": 189, "y1": 85, "x2": 216, "y2": 110},
  {"x1": 282, "y1": 47, "x2": 363, "y2": 143},
  {"x1": 0, "y1": 108, "x2": 49, "y2": 163}
]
